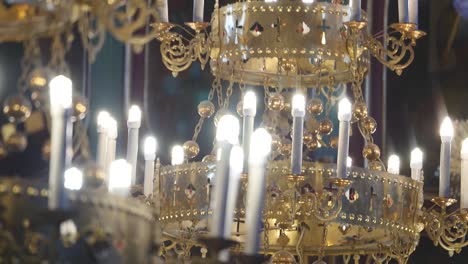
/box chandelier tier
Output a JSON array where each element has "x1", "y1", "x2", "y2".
[{"x1": 159, "y1": 160, "x2": 422, "y2": 261}]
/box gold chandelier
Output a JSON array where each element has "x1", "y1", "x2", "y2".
[{"x1": 148, "y1": 0, "x2": 468, "y2": 263}]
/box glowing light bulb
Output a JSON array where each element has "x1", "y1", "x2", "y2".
[
  {"x1": 249, "y1": 128, "x2": 272, "y2": 164},
  {"x1": 338, "y1": 98, "x2": 352, "y2": 121},
  {"x1": 171, "y1": 145, "x2": 184, "y2": 165},
  {"x1": 302, "y1": 0, "x2": 314, "y2": 3},
  {"x1": 128, "y1": 105, "x2": 142, "y2": 125},
  {"x1": 216, "y1": 114, "x2": 240, "y2": 144},
  {"x1": 64, "y1": 167, "x2": 83, "y2": 191},
  {"x1": 97, "y1": 111, "x2": 110, "y2": 130},
  {"x1": 108, "y1": 159, "x2": 132, "y2": 194},
  {"x1": 144, "y1": 136, "x2": 157, "y2": 161},
  {"x1": 347, "y1": 157, "x2": 352, "y2": 168},
  {"x1": 243, "y1": 91, "x2": 257, "y2": 116},
  {"x1": 292, "y1": 94, "x2": 306, "y2": 116},
  {"x1": 440, "y1": 117, "x2": 454, "y2": 140},
  {"x1": 410, "y1": 148, "x2": 423, "y2": 170},
  {"x1": 49, "y1": 75, "x2": 72, "y2": 109},
  {"x1": 388, "y1": 154, "x2": 400, "y2": 175}
]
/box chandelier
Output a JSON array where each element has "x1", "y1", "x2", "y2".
[{"x1": 0, "y1": 0, "x2": 468, "y2": 263}]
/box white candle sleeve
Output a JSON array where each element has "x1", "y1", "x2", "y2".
[
  {"x1": 159, "y1": 0, "x2": 169, "y2": 23},
  {"x1": 291, "y1": 94, "x2": 305, "y2": 175},
  {"x1": 49, "y1": 109, "x2": 73, "y2": 210},
  {"x1": 408, "y1": 0, "x2": 418, "y2": 26},
  {"x1": 244, "y1": 128, "x2": 271, "y2": 255},
  {"x1": 242, "y1": 91, "x2": 257, "y2": 175},
  {"x1": 193, "y1": 0, "x2": 204, "y2": 22},
  {"x1": 398, "y1": 0, "x2": 409, "y2": 23},
  {"x1": 336, "y1": 99, "x2": 352, "y2": 179},
  {"x1": 350, "y1": 0, "x2": 361, "y2": 21},
  {"x1": 439, "y1": 141, "x2": 451, "y2": 197},
  {"x1": 210, "y1": 142, "x2": 232, "y2": 238},
  {"x1": 461, "y1": 139, "x2": 468, "y2": 209},
  {"x1": 439, "y1": 117, "x2": 453, "y2": 198},
  {"x1": 127, "y1": 105, "x2": 142, "y2": 186},
  {"x1": 144, "y1": 160, "x2": 155, "y2": 197}
]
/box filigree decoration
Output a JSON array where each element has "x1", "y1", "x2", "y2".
[
  {"x1": 156, "y1": 23, "x2": 211, "y2": 77},
  {"x1": 423, "y1": 198, "x2": 468, "y2": 256}
]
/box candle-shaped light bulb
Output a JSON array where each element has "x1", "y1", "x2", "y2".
[
  {"x1": 171, "y1": 145, "x2": 184, "y2": 165},
  {"x1": 216, "y1": 114, "x2": 240, "y2": 144},
  {"x1": 347, "y1": 157, "x2": 352, "y2": 168},
  {"x1": 242, "y1": 92, "x2": 256, "y2": 174},
  {"x1": 49, "y1": 75, "x2": 73, "y2": 109},
  {"x1": 108, "y1": 159, "x2": 132, "y2": 197},
  {"x1": 302, "y1": 0, "x2": 314, "y2": 3},
  {"x1": 127, "y1": 105, "x2": 142, "y2": 185},
  {"x1": 461, "y1": 138, "x2": 468, "y2": 208},
  {"x1": 338, "y1": 98, "x2": 352, "y2": 122},
  {"x1": 143, "y1": 136, "x2": 157, "y2": 197},
  {"x1": 291, "y1": 93, "x2": 306, "y2": 175},
  {"x1": 245, "y1": 128, "x2": 272, "y2": 255},
  {"x1": 97, "y1": 111, "x2": 110, "y2": 130},
  {"x1": 64, "y1": 167, "x2": 83, "y2": 191},
  {"x1": 387, "y1": 154, "x2": 401, "y2": 175},
  {"x1": 336, "y1": 98, "x2": 352, "y2": 179},
  {"x1": 439, "y1": 116, "x2": 454, "y2": 198},
  {"x1": 48, "y1": 75, "x2": 73, "y2": 210},
  {"x1": 410, "y1": 147, "x2": 423, "y2": 181}
]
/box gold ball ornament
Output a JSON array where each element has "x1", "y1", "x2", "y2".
[
  {"x1": 72, "y1": 95, "x2": 88, "y2": 122},
  {"x1": 0, "y1": 141, "x2": 7, "y2": 159},
  {"x1": 197, "y1": 100, "x2": 215, "y2": 118},
  {"x1": 362, "y1": 143, "x2": 381, "y2": 161},
  {"x1": 202, "y1": 154, "x2": 217, "y2": 163},
  {"x1": 307, "y1": 98, "x2": 324, "y2": 115},
  {"x1": 183, "y1": 140, "x2": 200, "y2": 159},
  {"x1": 307, "y1": 140, "x2": 320, "y2": 151},
  {"x1": 268, "y1": 93, "x2": 285, "y2": 111},
  {"x1": 368, "y1": 161, "x2": 384, "y2": 172},
  {"x1": 3, "y1": 94, "x2": 32, "y2": 123},
  {"x1": 319, "y1": 119, "x2": 333, "y2": 135},
  {"x1": 41, "y1": 139, "x2": 51, "y2": 160},
  {"x1": 361, "y1": 116, "x2": 377, "y2": 134},
  {"x1": 6, "y1": 132, "x2": 28, "y2": 152},
  {"x1": 83, "y1": 162, "x2": 106, "y2": 189},
  {"x1": 330, "y1": 136, "x2": 339, "y2": 148},
  {"x1": 353, "y1": 102, "x2": 368, "y2": 121},
  {"x1": 303, "y1": 132, "x2": 314, "y2": 145},
  {"x1": 28, "y1": 68, "x2": 48, "y2": 91}
]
